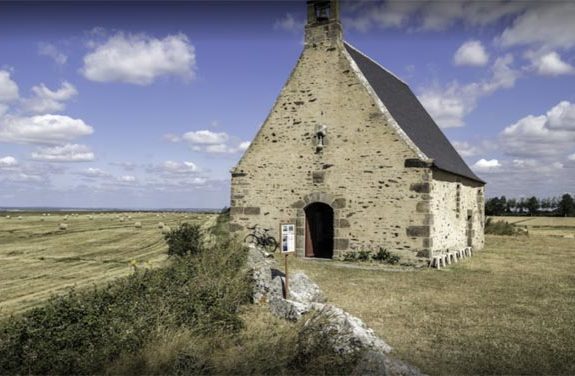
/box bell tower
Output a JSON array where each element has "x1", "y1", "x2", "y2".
[{"x1": 304, "y1": 0, "x2": 342, "y2": 46}]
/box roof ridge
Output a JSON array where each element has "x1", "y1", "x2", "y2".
[{"x1": 343, "y1": 41, "x2": 408, "y2": 86}]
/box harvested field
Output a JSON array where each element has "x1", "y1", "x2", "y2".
[{"x1": 0, "y1": 211, "x2": 215, "y2": 318}]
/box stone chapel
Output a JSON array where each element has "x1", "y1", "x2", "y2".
[{"x1": 230, "y1": 0, "x2": 485, "y2": 264}]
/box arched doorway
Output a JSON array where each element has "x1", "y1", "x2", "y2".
[{"x1": 304, "y1": 202, "x2": 334, "y2": 258}]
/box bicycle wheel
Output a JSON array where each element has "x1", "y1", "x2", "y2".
[
  {"x1": 263, "y1": 237, "x2": 279, "y2": 253},
  {"x1": 244, "y1": 234, "x2": 259, "y2": 247}
]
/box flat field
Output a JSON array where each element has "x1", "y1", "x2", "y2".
[
  {"x1": 0, "y1": 211, "x2": 215, "y2": 318},
  {"x1": 288, "y1": 218, "x2": 575, "y2": 375},
  {"x1": 490, "y1": 215, "x2": 575, "y2": 237}
]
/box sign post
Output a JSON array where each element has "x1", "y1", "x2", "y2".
[{"x1": 280, "y1": 224, "x2": 296, "y2": 299}]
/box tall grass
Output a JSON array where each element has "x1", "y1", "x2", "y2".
[{"x1": 0, "y1": 229, "x2": 250, "y2": 374}]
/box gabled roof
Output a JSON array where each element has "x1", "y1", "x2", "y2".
[{"x1": 344, "y1": 42, "x2": 484, "y2": 184}]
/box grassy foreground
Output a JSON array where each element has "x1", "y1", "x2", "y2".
[{"x1": 288, "y1": 232, "x2": 575, "y2": 374}]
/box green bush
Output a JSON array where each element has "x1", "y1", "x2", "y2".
[
  {"x1": 484, "y1": 218, "x2": 526, "y2": 236},
  {"x1": 164, "y1": 222, "x2": 204, "y2": 257},
  {"x1": 357, "y1": 249, "x2": 371, "y2": 262},
  {"x1": 342, "y1": 251, "x2": 357, "y2": 262},
  {"x1": 0, "y1": 226, "x2": 249, "y2": 375},
  {"x1": 372, "y1": 247, "x2": 400, "y2": 264}
]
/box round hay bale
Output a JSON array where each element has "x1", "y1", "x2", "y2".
[
  {"x1": 135, "y1": 222, "x2": 142, "y2": 228},
  {"x1": 5, "y1": 215, "x2": 10, "y2": 219},
  {"x1": 59, "y1": 223, "x2": 68, "y2": 230},
  {"x1": 18, "y1": 215, "x2": 22, "y2": 220},
  {"x1": 161, "y1": 226, "x2": 171, "y2": 234},
  {"x1": 158, "y1": 222, "x2": 165, "y2": 229}
]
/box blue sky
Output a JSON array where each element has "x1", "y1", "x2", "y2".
[{"x1": 0, "y1": 1, "x2": 574, "y2": 209}]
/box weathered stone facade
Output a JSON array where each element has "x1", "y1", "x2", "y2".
[{"x1": 230, "y1": 0, "x2": 484, "y2": 264}]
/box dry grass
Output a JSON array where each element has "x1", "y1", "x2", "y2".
[
  {"x1": 0, "y1": 211, "x2": 215, "y2": 318},
  {"x1": 490, "y1": 216, "x2": 575, "y2": 237},
  {"x1": 287, "y1": 233, "x2": 575, "y2": 375}
]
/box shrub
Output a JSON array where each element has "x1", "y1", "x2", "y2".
[
  {"x1": 0, "y1": 227, "x2": 249, "y2": 375},
  {"x1": 372, "y1": 247, "x2": 401, "y2": 264},
  {"x1": 342, "y1": 251, "x2": 357, "y2": 262},
  {"x1": 484, "y1": 218, "x2": 526, "y2": 236},
  {"x1": 164, "y1": 223, "x2": 203, "y2": 257},
  {"x1": 357, "y1": 249, "x2": 371, "y2": 262}
]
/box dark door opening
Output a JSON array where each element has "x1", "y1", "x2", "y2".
[
  {"x1": 304, "y1": 202, "x2": 334, "y2": 258},
  {"x1": 467, "y1": 210, "x2": 473, "y2": 247}
]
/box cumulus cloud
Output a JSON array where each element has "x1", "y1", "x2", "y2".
[
  {"x1": 419, "y1": 54, "x2": 519, "y2": 128},
  {"x1": 342, "y1": 1, "x2": 527, "y2": 32},
  {"x1": 569, "y1": 153, "x2": 575, "y2": 161},
  {"x1": 38, "y1": 42, "x2": 67, "y2": 65},
  {"x1": 472, "y1": 158, "x2": 501, "y2": 172},
  {"x1": 22, "y1": 82, "x2": 78, "y2": 113},
  {"x1": 147, "y1": 160, "x2": 199, "y2": 175},
  {"x1": 500, "y1": 101, "x2": 575, "y2": 157},
  {"x1": 530, "y1": 51, "x2": 574, "y2": 76},
  {"x1": 118, "y1": 175, "x2": 136, "y2": 183},
  {"x1": 82, "y1": 32, "x2": 196, "y2": 85},
  {"x1": 498, "y1": 2, "x2": 575, "y2": 50},
  {"x1": 0, "y1": 114, "x2": 93, "y2": 145},
  {"x1": 238, "y1": 141, "x2": 250, "y2": 151},
  {"x1": 453, "y1": 40, "x2": 489, "y2": 67},
  {"x1": 0, "y1": 156, "x2": 18, "y2": 168},
  {"x1": 0, "y1": 70, "x2": 19, "y2": 102},
  {"x1": 75, "y1": 167, "x2": 111, "y2": 178},
  {"x1": 274, "y1": 13, "x2": 305, "y2": 33},
  {"x1": 31, "y1": 143, "x2": 95, "y2": 162},
  {"x1": 452, "y1": 141, "x2": 481, "y2": 157},
  {"x1": 183, "y1": 130, "x2": 228, "y2": 145}
]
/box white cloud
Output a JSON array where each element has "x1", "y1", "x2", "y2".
[
  {"x1": 0, "y1": 114, "x2": 93, "y2": 145},
  {"x1": 82, "y1": 32, "x2": 196, "y2": 85},
  {"x1": 531, "y1": 51, "x2": 575, "y2": 76},
  {"x1": 343, "y1": 1, "x2": 527, "y2": 32},
  {"x1": 419, "y1": 54, "x2": 519, "y2": 128},
  {"x1": 0, "y1": 70, "x2": 19, "y2": 102},
  {"x1": 183, "y1": 130, "x2": 228, "y2": 145},
  {"x1": 452, "y1": 141, "x2": 480, "y2": 157},
  {"x1": 499, "y1": 3, "x2": 575, "y2": 49},
  {"x1": 0, "y1": 156, "x2": 18, "y2": 168},
  {"x1": 0, "y1": 104, "x2": 8, "y2": 117},
  {"x1": 118, "y1": 175, "x2": 136, "y2": 182},
  {"x1": 569, "y1": 153, "x2": 575, "y2": 161},
  {"x1": 23, "y1": 82, "x2": 78, "y2": 113},
  {"x1": 147, "y1": 160, "x2": 199, "y2": 175},
  {"x1": 453, "y1": 40, "x2": 489, "y2": 67},
  {"x1": 500, "y1": 101, "x2": 575, "y2": 157},
  {"x1": 31, "y1": 143, "x2": 95, "y2": 162},
  {"x1": 274, "y1": 13, "x2": 305, "y2": 33},
  {"x1": 472, "y1": 158, "x2": 501, "y2": 172},
  {"x1": 76, "y1": 167, "x2": 111, "y2": 178},
  {"x1": 238, "y1": 141, "x2": 250, "y2": 151},
  {"x1": 38, "y1": 42, "x2": 67, "y2": 65}
]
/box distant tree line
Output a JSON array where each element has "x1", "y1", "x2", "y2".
[{"x1": 485, "y1": 194, "x2": 575, "y2": 217}]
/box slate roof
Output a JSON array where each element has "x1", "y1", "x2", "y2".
[{"x1": 344, "y1": 42, "x2": 484, "y2": 184}]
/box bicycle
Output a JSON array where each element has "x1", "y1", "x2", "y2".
[{"x1": 244, "y1": 225, "x2": 279, "y2": 253}]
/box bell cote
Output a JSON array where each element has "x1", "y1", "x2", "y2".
[{"x1": 304, "y1": 0, "x2": 342, "y2": 46}]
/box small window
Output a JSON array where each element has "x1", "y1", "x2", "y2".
[
  {"x1": 314, "y1": 2, "x2": 330, "y2": 22},
  {"x1": 456, "y1": 184, "x2": 461, "y2": 218}
]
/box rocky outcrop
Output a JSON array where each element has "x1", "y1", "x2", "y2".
[{"x1": 246, "y1": 246, "x2": 425, "y2": 376}]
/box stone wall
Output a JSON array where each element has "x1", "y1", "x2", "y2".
[
  {"x1": 430, "y1": 169, "x2": 485, "y2": 254},
  {"x1": 230, "y1": 35, "x2": 435, "y2": 262}
]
